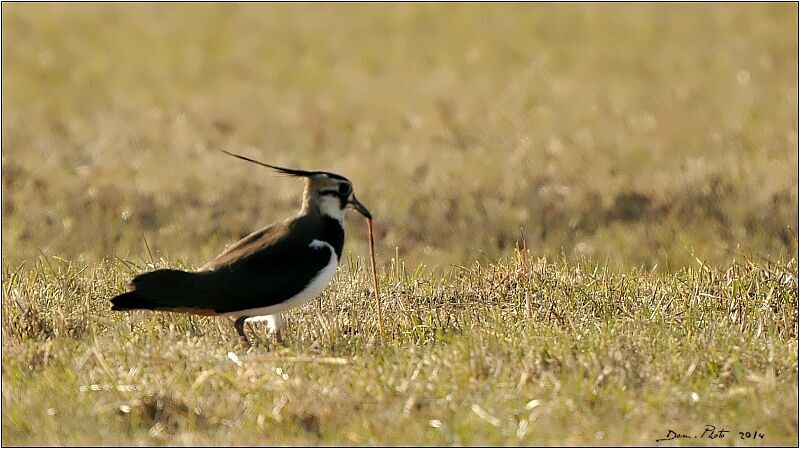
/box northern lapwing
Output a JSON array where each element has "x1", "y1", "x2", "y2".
[{"x1": 110, "y1": 151, "x2": 372, "y2": 348}]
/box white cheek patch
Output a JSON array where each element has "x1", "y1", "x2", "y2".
[{"x1": 318, "y1": 195, "x2": 345, "y2": 223}]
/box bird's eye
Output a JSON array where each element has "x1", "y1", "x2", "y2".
[{"x1": 338, "y1": 183, "x2": 351, "y2": 195}]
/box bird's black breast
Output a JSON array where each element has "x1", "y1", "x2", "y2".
[{"x1": 318, "y1": 216, "x2": 345, "y2": 260}]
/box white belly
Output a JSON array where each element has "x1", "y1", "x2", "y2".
[{"x1": 229, "y1": 240, "x2": 338, "y2": 318}]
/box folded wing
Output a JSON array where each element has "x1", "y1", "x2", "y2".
[{"x1": 111, "y1": 216, "x2": 333, "y2": 314}]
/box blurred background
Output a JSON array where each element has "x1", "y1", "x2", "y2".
[{"x1": 3, "y1": 3, "x2": 797, "y2": 270}]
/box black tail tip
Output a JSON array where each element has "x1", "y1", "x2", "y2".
[{"x1": 110, "y1": 291, "x2": 152, "y2": 311}]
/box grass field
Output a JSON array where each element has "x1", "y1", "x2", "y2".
[
  {"x1": 2, "y1": 3, "x2": 798, "y2": 446},
  {"x1": 2, "y1": 257, "x2": 798, "y2": 445}
]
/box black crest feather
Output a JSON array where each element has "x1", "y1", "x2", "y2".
[{"x1": 221, "y1": 150, "x2": 315, "y2": 177}]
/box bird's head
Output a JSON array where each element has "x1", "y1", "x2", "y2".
[
  {"x1": 222, "y1": 150, "x2": 371, "y2": 222},
  {"x1": 302, "y1": 172, "x2": 371, "y2": 222}
]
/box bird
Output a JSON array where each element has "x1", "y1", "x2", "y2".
[{"x1": 110, "y1": 150, "x2": 372, "y2": 348}]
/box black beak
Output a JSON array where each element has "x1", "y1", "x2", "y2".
[{"x1": 349, "y1": 196, "x2": 372, "y2": 219}]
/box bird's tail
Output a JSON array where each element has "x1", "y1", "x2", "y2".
[
  {"x1": 110, "y1": 268, "x2": 215, "y2": 314},
  {"x1": 110, "y1": 291, "x2": 159, "y2": 311}
]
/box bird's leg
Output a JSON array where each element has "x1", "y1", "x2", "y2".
[{"x1": 234, "y1": 316, "x2": 251, "y2": 349}]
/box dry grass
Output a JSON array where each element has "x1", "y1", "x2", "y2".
[
  {"x1": 2, "y1": 256, "x2": 798, "y2": 445},
  {"x1": 2, "y1": 3, "x2": 798, "y2": 446}
]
